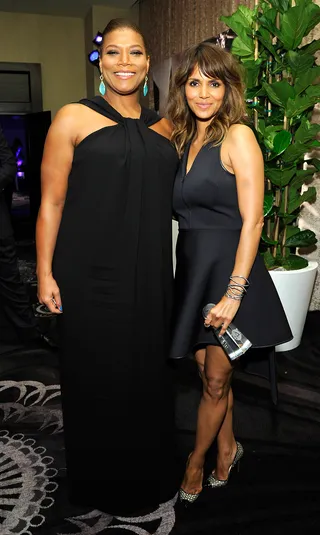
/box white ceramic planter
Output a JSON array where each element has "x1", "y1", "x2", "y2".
[{"x1": 269, "y1": 260, "x2": 318, "y2": 352}]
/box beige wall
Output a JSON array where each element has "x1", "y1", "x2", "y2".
[
  {"x1": 91, "y1": 4, "x2": 139, "y2": 30},
  {"x1": 85, "y1": 4, "x2": 139, "y2": 96},
  {"x1": 85, "y1": 8, "x2": 95, "y2": 98},
  {"x1": 0, "y1": 11, "x2": 86, "y2": 117}
]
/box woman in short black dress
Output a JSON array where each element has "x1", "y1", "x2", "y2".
[{"x1": 168, "y1": 42, "x2": 292, "y2": 505}]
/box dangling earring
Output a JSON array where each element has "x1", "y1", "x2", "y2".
[
  {"x1": 143, "y1": 74, "x2": 149, "y2": 97},
  {"x1": 99, "y1": 74, "x2": 106, "y2": 96}
]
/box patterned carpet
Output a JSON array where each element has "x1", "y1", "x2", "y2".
[{"x1": 0, "y1": 241, "x2": 319, "y2": 534}]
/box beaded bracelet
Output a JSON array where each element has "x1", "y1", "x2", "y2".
[{"x1": 225, "y1": 275, "x2": 250, "y2": 301}]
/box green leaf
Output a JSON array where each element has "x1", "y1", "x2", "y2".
[
  {"x1": 263, "y1": 125, "x2": 284, "y2": 151},
  {"x1": 285, "y1": 226, "x2": 300, "y2": 239},
  {"x1": 221, "y1": 8, "x2": 254, "y2": 36},
  {"x1": 231, "y1": 35, "x2": 255, "y2": 58},
  {"x1": 304, "y1": 2, "x2": 320, "y2": 36},
  {"x1": 261, "y1": 228, "x2": 278, "y2": 245},
  {"x1": 282, "y1": 254, "x2": 309, "y2": 270},
  {"x1": 242, "y1": 59, "x2": 262, "y2": 89},
  {"x1": 256, "y1": 28, "x2": 282, "y2": 63},
  {"x1": 267, "y1": 0, "x2": 290, "y2": 13},
  {"x1": 263, "y1": 80, "x2": 295, "y2": 108},
  {"x1": 265, "y1": 108, "x2": 286, "y2": 126},
  {"x1": 237, "y1": 5, "x2": 256, "y2": 27},
  {"x1": 257, "y1": 119, "x2": 266, "y2": 136},
  {"x1": 306, "y1": 85, "x2": 320, "y2": 99},
  {"x1": 297, "y1": 168, "x2": 318, "y2": 178},
  {"x1": 246, "y1": 87, "x2": 263, "y2": 101},
  {"x1": 282, "y1": 142, "x2": 308, "y2": 164},
  {"x1": 279, "y1": 214, "x2": 299, "y2": 225},
  {"x1": 288, "y1": 186, "x2": 316, "y2": 213},
  {"x1": 220, "y1": 21, "x2": 248, "y2": 43},
  {"x1": 220, "y1": 10, "x2": 257, "y2": 62},
  {"x1": 265, "y1": 125, "x2": 284, "y2": 134},
  {"x1": 262, "y1": 6, "x2": 278, "y2": 25},
  {"x1": 285, "y1": 229, "x2": 317, "y2": 247},
  {"x1": 259, "y1": 13, "x2": 279, "y2": 37},
  {"x1": 308, "y1": 158, "x2": 320, "y2": 172},
  {"x1": 263, "y1": 191, "x2": 274, "y2": 216},
  {"x1": 266, "y1": 166, "x2": 296, "y2": 187},
  {"x1": 220, "y1": 15, "x2": 243, "y2": 37},
  {"x1": 286, "y1": 86, "x2": 320, "y2": 118},
  {"x1": 279, "y1": 4, "x2": 309, "y2": 50},
  {"x1": 263, "y1": 250, "x2": 276, "y2": 269},
  {"x1": 251, "y1": 86, "x2": 267, "y2": 99},
  {"x1": 287, "y1": 51, "x2": 314, "y2": 80},
  {"x1": 294, "y1": 0, "x2": 311, "y2": 6},
  {"x1": 291, "y1": 169, "x2": 317, "y2": 190},
  {"x1": 299, "y1": 40, "x2": 320, "y2": 57},
  {"x1": 295, "y1": 66, "x2": 320, "y2": 96},
  {"x1": 263, "y1": 84, "x2": 283, "y2": 107},
  {"x1": 295, "y1": 118, "x2": 320, "y2": 144},
  {"x1": 273, "y1": 130, "x2": 292, "y2": 156}
]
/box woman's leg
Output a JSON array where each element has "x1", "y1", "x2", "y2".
[
  {"x1": 181, "y1": 345, "x2": 234, "y2": 494},
  {"x1": 215, "y1": 387, "x2": 237, "y2": 479},
  {"x1": 197, "y1": 351, "x2": 237, "y2": 479}
]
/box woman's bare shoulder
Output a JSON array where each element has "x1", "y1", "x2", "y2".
[
  {"x1": 53, "y1": 103, "x2": 87, "y2": 125},
  {"x1": 150, "y1": 117, "x2": 173, "y2": 141},
  {"x1": 159, "y1": 118, "x2": 174, "y2": 136},
  {"x1": 227, "y1": 123, "x2": 256, "y2": 142},
  {"x1": 49, "y1": 104, "x2": 94, "y2": 143}
]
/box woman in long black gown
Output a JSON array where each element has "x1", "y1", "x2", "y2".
[
  {"x1": 168, "y1": 42, "x2": 292, "y2": 505},
  {"x1": 36, "y1": 19, "x2": 179, "y2": 515}
]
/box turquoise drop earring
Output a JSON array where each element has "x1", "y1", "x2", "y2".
[
  {"x1": 143, "y1": 74, "x2": 149, "y2": 97},
  {"x1": 99, "y1": 74, "x2": 106, "y2": 96}
]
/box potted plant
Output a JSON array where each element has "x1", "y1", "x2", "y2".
[{"x1": 221, "y1": 0, "x2": 320, "y2": 351}]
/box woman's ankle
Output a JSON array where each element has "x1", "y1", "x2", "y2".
[{"x1": 217, "y1": 439, "x2": 237, "y2": 460}]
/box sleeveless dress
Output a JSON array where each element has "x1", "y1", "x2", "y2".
[
  {"x1": 170, "y1": 142, "x2": 292, "y2": 358},
  {"x1": 52, "y1": 97, "x2": 180, "y2": 514}
]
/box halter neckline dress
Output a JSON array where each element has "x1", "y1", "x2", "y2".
[{"x1": 53, "y1": 96, "x2": 180, "y2": 514}]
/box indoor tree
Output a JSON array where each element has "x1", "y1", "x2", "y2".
[{"x1": 221, "y1": 0, "x2": 320, "y2": 270}]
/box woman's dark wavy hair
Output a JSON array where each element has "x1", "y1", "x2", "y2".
[
  {"x1": 168, "y1": 42, "x2": 246, "y2": 157},
  {"x1": 99, "y1": 18, "x2": 149, "y2": 55}
]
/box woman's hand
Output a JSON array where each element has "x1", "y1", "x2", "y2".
[
  {"x1": 204, "y1": 296, "x2": 241, "y2": 336},
  {"x1": 37, "y1": 274, "x2": 63, "y2": 314}
]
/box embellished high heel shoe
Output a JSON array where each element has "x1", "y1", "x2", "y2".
[
  {"x1": 206, "y1": 441, "x2": 244, "y2": 489},
  {"x1": 178, "y1": 453, "x2": 203, "y2": 507},
  {"x1": 178, "y1": 487, "x2": 202, "y2": 506}
]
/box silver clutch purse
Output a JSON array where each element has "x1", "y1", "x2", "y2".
[{"x1": 202, "y1": 303, "x2": 252, "y2": 361}]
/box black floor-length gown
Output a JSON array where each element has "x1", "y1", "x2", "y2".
[
  {"x1": 170, "y1": 142, "x2": 292, "y2": 359},
  {"x1": 53, "y1": 97, "x2": 180, "y2": 514}
]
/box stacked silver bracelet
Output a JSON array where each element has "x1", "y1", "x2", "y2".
[{"x1": 225, "y1": 275, "x2": 250, "y2": 301}]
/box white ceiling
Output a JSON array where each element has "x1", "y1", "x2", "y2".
[{"x1": 0, "y1": 0, "x2": 136, "y2": 18}]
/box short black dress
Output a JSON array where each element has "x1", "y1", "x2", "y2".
[{"x1": 170, "y1": 142, "x2": 292, "y2": 358}]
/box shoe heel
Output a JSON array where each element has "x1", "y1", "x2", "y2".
[
  {"x1": 206, "y1": 441, "x2": 243, "y2": 489},
  {"x1": 179, "y1": 488, "x2": 201, "y2": 507}
]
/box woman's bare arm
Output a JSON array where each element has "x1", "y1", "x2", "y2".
[
  {"x1": 205, "y1": 124, "x2": 264, "y2": 334},
  {"x1": 36, "y1": 105, "x2": 77, "y2": 313}
]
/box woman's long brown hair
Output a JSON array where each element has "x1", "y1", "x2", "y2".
[{"x1": 167, "y1": 42, "x2": 246, "y2": 157}]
